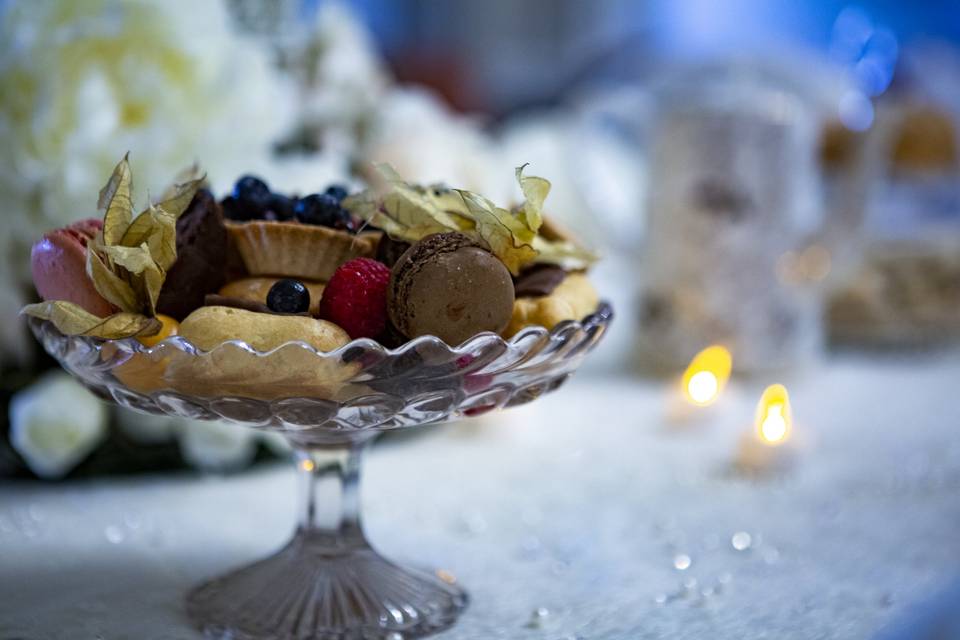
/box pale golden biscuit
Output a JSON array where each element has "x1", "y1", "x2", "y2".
[
  {"x1": 503, "y1": 273, "x2": 599, "y2": 338},
  {"x1": 226, "y1": 221, "x2": 381, "y2": 281},
  {"x1": 180, "y1": 306, "x2": 350, "y2": 352},
  {"x1": 106, "y1": 332, "x2": 362, "y2": 401},
  {"x1": 220, "y1": 277, "x2": 326, "y2": 315},
  {"x1": 108, "y1": 342, "x2": 363, "y2": 401},
  {"x1": 164, "y1": 344, "x2": 362, "y2": 401}
]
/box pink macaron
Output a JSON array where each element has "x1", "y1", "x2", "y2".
[{"x1": 31, "y1": 218, "x2": 115, "y2": 317}]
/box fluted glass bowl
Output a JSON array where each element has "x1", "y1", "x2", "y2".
[{"x1": 28, "y1": 302, "x2": 613, "y2": 640}]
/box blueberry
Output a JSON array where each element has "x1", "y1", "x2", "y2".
[
  {"x1": 324, "y1": 184, "x2": 349, "y2": 202},
  {"x1": 266, "y1": 279, "x2": 310, "y2": 314},
  {"x1": 294, "y1": 193, "x2": 341, "y2": 226},
  {"x1": 332, "y1": 208, "x2": 359, "y2": 233},
  {"x1": 267, "y1": 193, "x2": 296, "y2": 221},
  {"x1": 232, "y1": 175, "x2": 272, "y2": 217},
  {"x1": 294, "y1": 193, "x2": 361, "y2": 232},
  {"x1": 221, "y1": 196, "x2": 251, "y2": 221}
]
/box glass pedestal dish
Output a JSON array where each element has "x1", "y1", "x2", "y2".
[{"x1": 28, "y1": 302, "x2": 612, "y2": 640}]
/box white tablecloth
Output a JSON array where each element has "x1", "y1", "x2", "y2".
[{"x1": 2, "y1": 356, "x2": 960, "y2": 639}]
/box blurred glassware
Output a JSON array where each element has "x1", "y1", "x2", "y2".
[
  {"x1": 899, "y1": 41, "x2": 960, "y2": 123},
  {"x1": 824, "y1": 37, "x2": 960, "y2": 349},
  {"x1": 857, "y1": 34, "x2": 959, "y2": 243},
  {"x1": 564, "y1": 52, "x2": 855, "y2": 375},
  {"x1": 634, "y1": 64, "x2": 826, "y2": 374},
  {"x1": 819, "y1": 4, "x2": 895, "y2": 280},
  {"x1": 817, "y1": 118, "x2": 872, "y2": 284},
  {"x1": 826, "y1": 83, "x2": 960, "y2": 348},
  {"x1": 827, "y1": 240, "x2": 960, "y2": 348}
]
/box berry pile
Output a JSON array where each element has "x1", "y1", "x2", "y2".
[
  {"x1": 222, "y1": 176, "x2": 359, "y2": 233},
  {"x1": 294, "y1": 192, "x2": 357, "y2": 232}
]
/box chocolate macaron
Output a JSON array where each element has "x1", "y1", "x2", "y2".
[{"x1": 388, "y1": 232, "x2": 515, "y2": 345}]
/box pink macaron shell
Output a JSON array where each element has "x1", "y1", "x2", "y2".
[{"x1": 30, "y1": 218, "x2": 115, "y2": 317}]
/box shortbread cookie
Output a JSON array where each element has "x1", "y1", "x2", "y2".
[{"x1": 503, "y1": 273, "x2": 598, "y2": 337}]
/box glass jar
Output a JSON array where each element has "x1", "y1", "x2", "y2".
[{"x1": 636, "y1": 65, "x2": 824, "y2": 374}]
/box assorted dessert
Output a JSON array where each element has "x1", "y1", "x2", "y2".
[{"x1": 24, "y1": 155, "x2": 599, "y2": 360}]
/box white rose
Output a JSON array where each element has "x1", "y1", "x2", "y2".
[
  {"x1": 0, "y1": 0, "x2": 299, "y2": 361},
  {"x1": 114, "y1": 405, "x2": 179, "y2": 445},
  {"x1": 299, "y1": 1, "x2": 390, "y2": 142},
  {"x1": 178, "y1": 418, "x2": 257, "y2": 473},
  {"x1": 497, "y1": 112, "x2": 646, "y2": 247},
  {"x1": 0, "y1": 0, "x2": 295, "y2": 251},
  {"x1": 363, "y1": 88, "x2": 513, "y2": 204},
  {"x1": 9, "y1": 372, "x2": 108, "y2": 479},
  {"x1": 210, "y1": 152, "x2": 354, "y2": 200}
]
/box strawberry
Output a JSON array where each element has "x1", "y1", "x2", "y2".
[{"x1": 318, "y1": 258, "x2": 391, "y2": 339}]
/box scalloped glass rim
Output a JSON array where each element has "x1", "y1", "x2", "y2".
[
  {"x1": 28, "y1": 302, "x2": 612, "y2": 435},
  {"x1": 30, "y1": 302, "x2": 613, "y2": 360}
]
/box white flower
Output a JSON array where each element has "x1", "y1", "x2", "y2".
[
  {"x1": 178, "y1": 418, "x2": 257, "y2": 473},
  {"x1": 0, "y1": 0, "x2": 298, "y2": 361},
  {"x1": 212, "y1": 152, "x2": 354, "y2": 200},
  {"x1": 497, "y1": 112, "x2": 646, "y2": 247},
  {"x1": 9, "y1": 372, "x2": 108, "y2": 479},
  {"x1": 119, "y1": 405, "x2": 288, "y2": 469},
  {"x1": 363, "y1": 88, "x2": 513, "y2": 204},
  {"x1": 298, "y1": 1, "x2": 390, "y2": 146},
  {"x1": 114, "y1": 405, "x2": 178, "y2": 445}
]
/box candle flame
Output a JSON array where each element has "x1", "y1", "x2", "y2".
[
  {"x1": 755, "y1": 384, "x2": 792, "y2": 445},
  {"x1": 682, "y1": 345, "x2": 732, "y2": 406}
]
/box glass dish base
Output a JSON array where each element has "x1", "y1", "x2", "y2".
[
  {"x1": 187, "y1": 528, "x2": 466, "y2": 640},
  {"x1": 29, "y1": 303, "x2": 612, "y2": 640}
]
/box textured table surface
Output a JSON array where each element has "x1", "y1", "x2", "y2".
[{"x1": 2, "y1": 355, "x2": 960, "y2": 640}]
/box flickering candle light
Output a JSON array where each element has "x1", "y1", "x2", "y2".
[
  {"x1": 736, "y1": 384, "x2": 797, "y2": 473},
  {"x1": 682, "y1": 345, "x2": 732, "y2": 407},
  {"x1": 755, "y1": 384, "x2": 791, "y2": 444},
  {"x1": 666, "y1": 345, "x2": 733, "y2": 425}
]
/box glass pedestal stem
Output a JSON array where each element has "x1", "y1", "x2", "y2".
[
  {"x1": 295, "y1": 443, "x2": 367, "y2": 547},
  {"x1": 186, "y1": 436, "x2": 467, "y2": 640}
]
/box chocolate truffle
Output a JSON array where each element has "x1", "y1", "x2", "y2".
[
  {"x1": 388, "y1": 232, "x2": 515, "y2": 345},
  {"x1": 513, "y1": 263, "x2": 568, "y2": 298},
  {"x1": 156, "y1": 189, "x2": 228, "y2": 320},
  {"x1": 375, "y1": 234, "x2": 411, "y2": 268}
]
